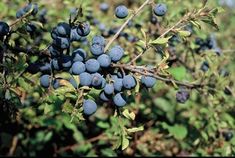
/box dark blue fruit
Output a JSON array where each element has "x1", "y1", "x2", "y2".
[
  {"x1": 92, "y1": 35, "x2": 106, "y2": 46},
  {"x1": 40, "y1": 63, "x2": 51, "y2": 73},
  {"x1": 222, "y1": 131, "x2": 233, "y2": 141},
  {"x1": 99, "y1": 91, "x2": 110, "y2": 102},
  {"x1": 51, "y1": 58, "x2": 61, "y2": 70},
  {"x1": 100, "y1": 2, "x2": 109, "y2": 12},
  {"x1": 91, "y1": 73, "x2": 103, "y2": 87},
  {"x1": 153, "y1": 3, "x2": 167, "y2": 16},
  {"x1": 71, "y1": 61, "x2": 86, "y2": 75},
  {"x1": 77, "y1": 23, "x2": 90, "y2": 36},
  {"x1": 26, "y1": 23, "x2": 37, "y2": 33},
  {"x1": 0, "y1": 21, "x2": 10, "y2": 36},
  {"x1": 70, "y1": 27, "x2": 81, "y2": 41},
  {"x1": 57, "y1": 22, "x2": 71, "y2": 37},
  {"x1": 68, "y1": 77, "x2": 78, "y2": 89},
  {"x1": 176, "y1": 89, "x2": 190, "y2": 103},
  {"x1": 48, "y1": 45, "x2": 62, "y2": 57},
  {"x1": 200, "y1": 61, "x2": 209, "y2": 72},
  {"x1": 115, "y1": 5, "x2": 128, "y2": 19},
  {"x1": 40, "y1": 74, "x2": 50, "y2": 88},
  {"x1": 23, "y1": 3, "x2": 32, "y2": 12},
  {"x1": 79, "y1": 72, "x2": 92, "y2": 86},
  {"x1": 113, "y1": 78, "x2": 123, "y2": 92},
  {"x1": 113, "y1": 93, "x2": 127, "y2": 107},
  {"x1": 123, "y1": 75, "x2": 136, "y2": 89},
  {"x1": 83, "y1": 99, "x2": 97, "y2": 115},
  {"x1": 58, "y1": 56, "x2": 72, "y2": 69},
  {"x1": 26, "y1": 63, "x2": 41, "y2": 74},
  {"x1": 141, "y1": 76, "x2": 156, "y2": 88},
  {"x1": 90, "y1": 44, "x2": 104, "y2": 56},
  {"x1": 72, "y1": 48, "x2": 87, "y2": 62},
  {"x1": 16, "y1": 8, "x2": 26, "y2": 18},
  {"x1": 85, "y1": 59, "x2": 100, "y2": 73},
  {"x1": 31, "y1": 3, "x2": 39, "y2": 15},
  {"x1": 108, "y1": 45, "x2": 124, "y2": 62},
  {"x1": 97, "y1": 54, "x2": 111, "y2": 68},
  {"x1": 104, "y1": 83, "x2": 114, "y2": 95},
  {"x1": 52, "y1": 78, "x2": 60, "y2": 89},
  {"x1": 53, "y1": 36, "x2": 70, "y2": 49}
]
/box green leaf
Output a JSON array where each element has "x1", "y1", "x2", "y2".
[
  {"x1": 122, "y1": 109, "x2": 135, "y2": 120},
  {"x1": 126, "y1": 126, "x2": 144, "y2": 133},
  {"x1": 168, "y1": 66, "x2": 187, "y2": 81},
  {"x1": 121, "y1": 136, "x2": 129, "y2": 150},
  {"x1": 178, "y1": 30, "x2": 191, "y2": 37},
  {"x1": 149, "y1": 36, "x2": 172, "y2": 45},
  {"x1": 163, "y1": 124, "x2": 188, "y2": 140}
]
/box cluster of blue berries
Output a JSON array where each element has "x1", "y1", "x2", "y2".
[{"x1": 20, "y1": 3, "x2": 168, "y2": 115}]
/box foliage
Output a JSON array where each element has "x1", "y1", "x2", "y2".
[{"x1": 0, "y1": 0, "x2": 235, "y2": 156}]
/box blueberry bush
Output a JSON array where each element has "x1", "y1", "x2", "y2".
[{"x1": 0, "y1": 0, "x2": 235, "y2": 156}]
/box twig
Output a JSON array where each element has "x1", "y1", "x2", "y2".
[
  {"x1": 104, "y1": 0, "x2": 152, "y2": 52},
  {"x1": 9, "y1": 10, "x2": 33, "y2": 27},
  {"x1": 7, "y1": 136, "x2": 18, "y2": 156},
  {"x1": 55, "y1": 133, "x2": 107, "y2": 154},
  {"x1": 112, "y1": 63, "x2": 204, "y2": 89}
]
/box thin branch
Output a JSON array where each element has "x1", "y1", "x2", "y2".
[
  {"x1": 104, "y1": 0, "x2": 152, "y2": 52},
  {"x1": 112, "y1": 63, "x2": 204, "y2": 89},
  {"x1": 7, "y1": 136, "x2": 18, "y2": 156}
]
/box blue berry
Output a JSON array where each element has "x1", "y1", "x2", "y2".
[
  {"x1": 56, "y1": 22, "x2": 71, "y2": 37},
  {"x1": 0, "y1": 21, "x2": 10, "y2": 36},
  {"x1": 92, "y1": 35, "x2": 106, "y2": 46},
  {"x1": 77, "y1": 22, "x2": 90, "y2": 36},
  {"x1": 83, "y1": 99, "x2": 97, "y2": 115},
  {"x1": 70, "y1": 27, "x2": 81, "y2": 41},
  {"x1": 113, "y1": 78, "x2": 123, "y2": 92},
  {"x1": 26, "y1": 63, "x2": 41, "y2": 74},
  {"x1": 153, "y1": 3, "x2": 167, "y2": 16},
  {"x1": 200, "y1": 61, "x2": 209, "y2": 72},
  {"x1": 97, "y1": 54, "x2": 111, "y2": 68},
  {"x1": 104, "y1": 83, "x2": 114, "y2": 95},
  {"x1": 51, "y1": 58, "x2": 60, "y2": 70},
  {"x1": 115, "y1": 5, "x2": 128, "y2": 19},
  {"x1": 40, "y1": 63, "x2": 51, "y2": 73},
  {"x1": 16, "y1": 8, "x2": 26, "y2": 18},
  {"x1": 108, "y1": 45, "x2": 124, "y2": 62},
  {"x1": 79, "y1": 72, "x2": 92, "y2": 86},
  {"x1": 113, "y1": 93, "x2": 126, "y2": 107},
  {"x1": 40, "y1": 74, "x2": 50, "y2": 88},
  {"x1": 72, "y1": 48, "x2": 87, "y2": 62},
  {"x1": 32, "y1": 3, "x2": 38, "y2": 15},
  {"x1": 48, "y1": 45, "x2": 62, "y2": 57},
  {"x1": 90, "y1": 44, "x2": 104, "y2": 56},
  {"x1": 53, "y1": 36, "x2": 70, "y2": 49},
  {"x1": 141, "y1": 76, "x2": 156, "y2": 88},
  {"x1": 52, "y1": 78, "x2": 60, "y2": 89},
  {"x1": 58, "y1": 56, "x2": 72, "y2": 69},
  {"x1": 68, "y1": 77, "x2": 78, "y2": 89},
  {"x1": 176, "y1": 89, "x2": 190, "y2": 103},
  {"x1": 100, "y1": 3, "x2": 109, "y2": 12},
  {"x1": 99, "y1": 91, "x2": 110, "y2": 102},
  {"x1": 71, "y1": 61, "x2": 86, "y2": 75},
  {"x1": 91, "y1": 73, "x2": 103, "y2": 87},
  {"x1": 85, "y1": 59, "x2": 100, "y2": 73},
  {"x1": 23, "y1": 3, "x2": 32, "y2": 12},
  {"x1": 26, "y1": 23, "x2": 37, "y2": 33},
  {"x1": 123, "y1": 75, "x2": 136, "y2": 89}
]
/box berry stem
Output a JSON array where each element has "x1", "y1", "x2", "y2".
[{"x1": 104, "y1": 0, "x2": 152, "y2": 52}]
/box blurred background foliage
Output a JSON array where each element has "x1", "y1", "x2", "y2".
[{"x1": 0, "y1": 0, "x2": 235, "y2": 156}]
